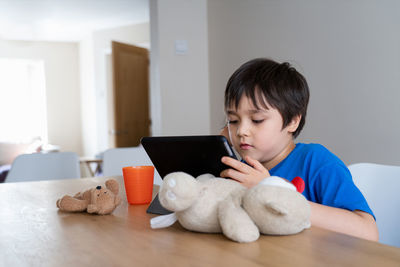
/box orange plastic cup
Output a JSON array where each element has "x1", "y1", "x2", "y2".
[{"x1": 122, "y1": 166, "x2": 154, "y2": 205}]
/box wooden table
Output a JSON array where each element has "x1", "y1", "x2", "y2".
[{"x1": 1, "y1": 176, "x2": 399, "y2": 266}]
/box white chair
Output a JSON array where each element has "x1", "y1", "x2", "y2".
[
  {"x1": 6, "y1": 152, "x2": 80, "y2": 183},
  {"x1": 348, "y1": 163, "x2": 400, "y2": 247},
  {"x1": 102, "y1": 146, "x2": 162, "y2": 185}
]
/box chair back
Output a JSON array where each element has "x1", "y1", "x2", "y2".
[
  {"x1": 348, "y1": 163, "x2": 400, "y2": 247},
  {"x1": 102, "y1": 146, "x2": 162, "y2": 185},
  {"x1": 6, "y1": 152, "x2": 80, "y2": 182}
]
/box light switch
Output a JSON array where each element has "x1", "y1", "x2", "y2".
[{"x1": 175, "y1": 39, "x2": 188, "y2": 55}]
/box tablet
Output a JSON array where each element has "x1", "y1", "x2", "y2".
[{"x1": 141, "y1": 135, "x2": 238, "y2": 215}]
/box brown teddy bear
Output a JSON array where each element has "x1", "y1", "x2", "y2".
[{"x1": 56, "y1": 179, "x2": 122, "y2": 215}]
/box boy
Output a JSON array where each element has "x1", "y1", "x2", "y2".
[{"x1": 220, "y1": 58, "x2": 378, "y2": 241}]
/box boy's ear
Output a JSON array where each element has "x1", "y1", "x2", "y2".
[{"x1": 287, "y1": 115, "x2": 302, "y2": 133}]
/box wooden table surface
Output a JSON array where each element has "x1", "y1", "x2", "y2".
[{"x1": 1, "y1": 176, "x2": 399, "y2": 267}]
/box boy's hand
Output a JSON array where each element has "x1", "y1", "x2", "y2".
[{"x1": 220, "y1": 155, "x2": 270, "y2": 188}]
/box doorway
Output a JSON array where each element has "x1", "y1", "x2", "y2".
[{"x1": 108, "y1": 41, "x2": 151, "y2": 147}]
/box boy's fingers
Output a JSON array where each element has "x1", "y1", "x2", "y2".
[
  {"x1": 221, "y1": 156, "x2": 252, "y2": 174},
  {"x1": 220, "y1": 169, "x2": 244, "y2": 182},
  {"x1": 245, "y1": 156, "x2": 267, "y2": 172}
]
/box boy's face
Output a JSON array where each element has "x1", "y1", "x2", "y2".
[{"x1": 226, "y1": 95, "x2": 299, "y2": 169}]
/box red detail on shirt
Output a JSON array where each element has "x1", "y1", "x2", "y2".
[{"x1": 291, "y1": 177, "x2": 305, "y2": 193}]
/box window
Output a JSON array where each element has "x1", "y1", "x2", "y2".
[{"x1": 0, "y1": 58, "x2": 48, "y2": 144}]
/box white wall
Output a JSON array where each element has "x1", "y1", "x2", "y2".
[
  {"x1": 150, "y1": 0, "x2": 210, "y2": 136},
  {"x1": 208, "y1": 0, "x2": 400, "y2": 165},
  {"x1": 0, "y1": 40, "x2": 83, "y2": 155},
  {"x1": 79, "y1": 37, "x2": 97, "y2": 158}
]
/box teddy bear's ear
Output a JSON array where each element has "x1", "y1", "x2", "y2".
[
  {"x1": 105, "y1": 179, "x2": 119, "y2": 195},
  {"x1": 264, "y1": 201, "x2": 288, "y2": 216}
]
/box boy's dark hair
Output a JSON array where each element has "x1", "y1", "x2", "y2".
[{"x1": 224, "y1": 58, "x2": 310, "y2": 138}]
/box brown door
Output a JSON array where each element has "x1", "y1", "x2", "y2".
[{"x1": 111, "y1": 41, "x2": 151, "y2": 147}]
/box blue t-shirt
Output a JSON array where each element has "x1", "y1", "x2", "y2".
[{"x1": 269, "y1": 143, "x2": 374, "y2": 219}]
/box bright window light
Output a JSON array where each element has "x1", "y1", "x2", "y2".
[{"x1": 0, "y1": 58, "x2": 48, "y2": 144}]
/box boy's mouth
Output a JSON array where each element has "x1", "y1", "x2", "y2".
[{"x1": 239, "y1": 143, "x2": 252, "y2": 150}]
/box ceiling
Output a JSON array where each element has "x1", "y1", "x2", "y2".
[{"x1": 0, "y1": 0, "x2": 149, "y2": 42}]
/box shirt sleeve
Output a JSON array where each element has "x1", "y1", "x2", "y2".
[{"x1": 313, "y1": 163, "x2": 375, "y2": 220}]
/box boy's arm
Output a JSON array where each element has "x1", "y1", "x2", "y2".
[{"x1": 309, "y1": 201, "x2": 379, "y2": 241}]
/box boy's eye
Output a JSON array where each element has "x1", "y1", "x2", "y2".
[
  {"x1": 228, "y1": 120, "x2": 238, "y2": 124},
  {"x1": 252, "y1": 119, "x2": 264, "y2": 124}
]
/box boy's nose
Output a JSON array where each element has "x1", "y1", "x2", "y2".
[{"x1": 236, "y1": 122, "x2": 250, "y2": 137}]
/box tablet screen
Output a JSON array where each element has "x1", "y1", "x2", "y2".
[{"x1": 141, "y1": 135, "x2": 237, "y2": 179}]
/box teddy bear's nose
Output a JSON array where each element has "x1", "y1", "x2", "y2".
[{"x1": 96, "y1": 186, "x2": 101, "y2": 190}]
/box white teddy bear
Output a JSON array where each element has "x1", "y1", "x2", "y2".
[{"x1": 151, "y1": 172, "x2": 310, "y2": 243}]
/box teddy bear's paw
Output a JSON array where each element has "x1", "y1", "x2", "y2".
[
  {"x1": 57, "y1": 195, "x2": 89, "y2": 212},
  {"x1": 114, "y1": 195, "x2": 122, "y2": 206},
  {"x1": 218, "y1": 196, "x2": 260, "y2": 243},
  {"x1": 220, "y1": 215, "x2": 260, "y2": 243},
  {"x1": 196, "y1": 173, "x2": 215, "y2": 182},
  {"x1": 56, "y1": 195, "x2": 74, "y2": 210},
  {"x1": 87, "y1": 204, "x2": 98, "y2": 214},
  {"x1": 56, "y1": 199, "x2": 61, "y2": 208},
  {"x1": 159, "y1": 172, "x2": 200, "y2": 212}
]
